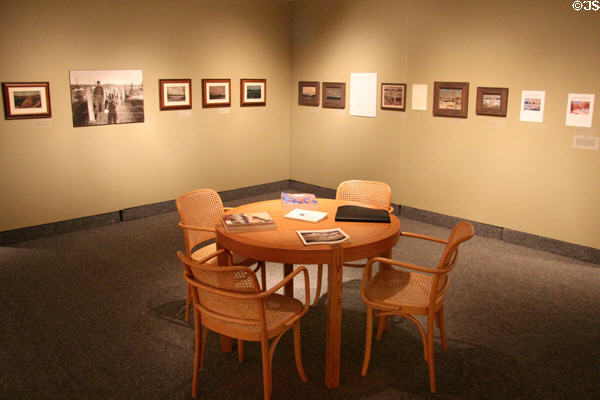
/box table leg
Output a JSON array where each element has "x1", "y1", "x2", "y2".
[
  {"x1": 283, "y1": 263, "x2": 294, "y2": 297},
  {"x1": 325, "y1": 246, "x2": 343, "y2": 388},
  {"x1": 216, "y1": 243, "x2": 233, "y2": 353}
]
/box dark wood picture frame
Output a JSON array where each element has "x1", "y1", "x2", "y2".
[
  {"x1": 476, "y1": 87, "x2": 508, "y2": 117},
  {"x1": 298, "y1": 81, "x2": 320, "y2": 106},
  {"x1": 240, "y1": 79, "x2": 266, "y2": 107},
  {"x1": 202, "y1": 79, "x2": 231, "y2": 108},
  {"x1": 2, "y1": 81, "x2": 51, "y2": 120},
  {"x1": 159, "y1": 79, "x2": 192, "y2": 110},
  {"x1": 322, "y1": 82, "x2": 346, "y2": 109},
  {"x1": 433, "y1": 81, "x2": 469, "y2": 118},
  {"x1": 381, "y1": 82, "x2": 407, "y2": 111}
]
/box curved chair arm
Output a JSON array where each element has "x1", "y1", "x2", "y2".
[
  {"x1": 401, "y1": 231, "x2": 447, "y2": 244},
  {"x1": 178, "y1": 222, "x2": 216, "y2": 233},
  {"x1": 177, "y1": 249, "x2": 232, "y2": 266},
  {"x1": 223, "y1": 207, "x2": 234, "y2": 212},
  {"x1": 364, "y1": 257, "x2": 450, "y2": 277}
]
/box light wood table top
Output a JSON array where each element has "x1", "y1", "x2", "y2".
[{"x1": 216, "y1": 198, "x2": 400, "y2": 389}]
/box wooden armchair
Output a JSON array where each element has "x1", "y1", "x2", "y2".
[
  {"x1": 312, "y1": 180, "x2": 394, "y2": 306},
  {"x1": 176, "y1": 189, "x2": 266, "y2": 321},
  {"x1": 178, "y1": 250, "x2": 310, "y2": 400},
  {"x1": 359, "y1": 221, "x2": 474, "y2": 392}
]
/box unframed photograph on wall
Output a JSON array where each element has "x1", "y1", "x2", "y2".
[
  {"x1": 69, "y1": 70, "x2": 144, "y2": 127},
  {"x1": 519, "y1": 90, "x2": 545, "y2": 123},
  {"x1": 565, "y1": 93, "x2": 594, "y2": 128}
]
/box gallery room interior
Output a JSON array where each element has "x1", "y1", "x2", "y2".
[{"x1": 1, "y1": 1, "x2": 599, "y2": 399}]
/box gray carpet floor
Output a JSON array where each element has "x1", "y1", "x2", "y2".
[{"x1": 1, "y1": 192, "x2": 599, "y2": 399}]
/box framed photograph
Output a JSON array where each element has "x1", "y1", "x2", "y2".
[
  {"x1": 381, "y1": 83, "x2": 406, "y2": 111},
  {"x1": 159, "y1": 79, "x2": 191, "y2": 110},
  {"x1": 433, "y1": 81, "x2": 469, "y2": 118},
  {"x1": 476, "y1": 87, "x2": 508, "y2": 117},
  {"x1": 322, "y1": 82, "x2": 346, "y2": 109},
  {"x1": 298, "y1": 81, "x2": 320, "y2": 106},
  {"x1": 240, "y1": 79, "x2": 266, "y2": 107},
  {"x1": 202, "y1": 79, "x2": 231, "y2": 108},
  {"x1": 69, "y1": 70, "x2": 144, "y2": 127},
  {"x1": 2, "y1": 82, "x2": 51, "y2": 120}
]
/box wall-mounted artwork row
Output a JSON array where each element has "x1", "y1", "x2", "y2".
[{"x1": 69, "y1": 70, "x2": 144, "y2": 128}]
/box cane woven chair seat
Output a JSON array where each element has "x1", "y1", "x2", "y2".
[
  {"x1": 364, "y1": 269, "x2": 441, "y2": 314},
  {"x1": 312, "y1": 179, "x2": 394, "y2": 306},
  {"x1": 360, "y1": 221, "x2": 474, "y2": 393}
]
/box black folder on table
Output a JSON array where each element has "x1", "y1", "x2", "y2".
[{"x1": 335, "y1": 205, "x2": 391, "y2": 223}]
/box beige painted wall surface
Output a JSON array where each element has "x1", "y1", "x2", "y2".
[
  {"x1": 290, "y1": 0, "x2": 600, "y2": 249},
  {"x1": 0, "y1": 0, "x2": 291, "y2": 231}
]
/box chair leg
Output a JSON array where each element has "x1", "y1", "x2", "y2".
[
  {"x1": 361, "y1": 307, "x2": 374, "y2": 376},
  {"x1": 237, "y1": 339, "x2": 244, "y2": 363},
  {"x1": 312, "y1": 264, "x2": 323, "y2": 306},
  {"x1": 293, "y1": 322, "x2": 308, "y2": 382},
  {"x1": 185, "y1": 284, "x2": 192, "y2": 322},
  {"x1": 436, "y1": 306, "x2": 447, "y2": 352},
  {"x1": 375, "y1": 315, "x2": 387, "y2": 341},
  {"x1": 260, "y1": 338, "x2": 271, "y2": 400},
  {"x1": 426, "y1": 314, "x2": 436, "y2": 393},
  {"x1": 192, "y1": 312, "x2": 206, "y2": 398}
]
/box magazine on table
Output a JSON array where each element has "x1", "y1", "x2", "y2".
[
  {"x1": 296, "y1": 228, "x2": 350, "y2": 246},
  {"x1": 281, "y1": 192, "x2": 318, "y2": 205},
  {"x1": 284, "y1": 208, "x2": 328, "y2": 223},
  {"x1": 221, "y1": 212, "x2": 277, "y2": 233}
]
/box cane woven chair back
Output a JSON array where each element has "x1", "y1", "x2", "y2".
[
  {"x1": 335, "y1": 180, "x2": 392, "y2": 212},
  {"x1": 359, "y1": 221, "x2": 474, "y2": 393},
  {"x1": 176, "y1": 189, "x2": 224, "y2": 256}
]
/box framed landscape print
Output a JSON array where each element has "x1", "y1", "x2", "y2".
[
  {"x1": 476, "y1": 87, "x2": 508, "y2": 117},
  {"x1": 2, "y1": 82, "x2": 51, "y2": 119},
  {"x1": 322, "y1": 82, "x2": 346, "y2": 109},
  {"x1": 433, "y1": 81, "x2": 469, "y2": 118},
  {"x1": 298, "y1": 81, "x2": 320, "y2": 106},
  {"x1": 240, "y1": 79, "x2": 266, "y2": 106},
  {"x1": 381, "y1": 83, "x2": 406, "y2": 111},
  {"x1": 159, "y1": 79, "x2": 191, "y2": 110},
  {"x1": 69, "y1": 69, "x2": 144, "y2": 127},
  {"x1": 202, "y1": 79, "x2": 231, "y2": 108}
]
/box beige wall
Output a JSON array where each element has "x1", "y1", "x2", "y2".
[
  {"x1": 291, "y1": 0, "x2": 600, "y2": 249},
  {"x1": 2, "y1": 0, "x2": 599, "y2": 250},
  {"x1": 0, "y1": 0, "x2": 292, "y2": 231}
]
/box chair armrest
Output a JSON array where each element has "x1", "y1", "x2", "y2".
[
  {"x1": 178, "y1": 248, "x2": 232, "y2": 265},
  {"x1": 178, "y1": 222, "x2": 216, "y2": 233},
  {"x1": 223, "y1": 207, "x2": 234, "y2": 212},
  {"x1": 365, "y1": 257, "x2": 447, "y2": 275},
  {"x1": 260, "y1": 266, "x2": 310, "y2": 299},
  {"x1": 401, "y1": 231, "x2": 447, "y2": 244}
]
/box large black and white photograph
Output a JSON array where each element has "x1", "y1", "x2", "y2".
[{"x1": 69, "y1": 69, "x2": 144, "y2": 127}]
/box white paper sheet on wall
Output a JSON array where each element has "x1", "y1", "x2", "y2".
[
  {"x1": 411, "y1": 84, "x2": 428, "y2": 111},
  {"x1": 520, "y1": 90, "x2": 546, "y2": 123},
  {"x1": 565, "y1": 93, "x2": 594, "y2": 128},
  {"x1": 350, "y1": 73, "x2": 377, "y2": 117}
]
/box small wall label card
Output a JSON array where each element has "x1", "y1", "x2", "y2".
[
  {"x1": 565, "y1": 93, "x2": 594, "y2": 128},
  {"x1": 520, "y1": 90, "x2": 545, "y2": 123}
]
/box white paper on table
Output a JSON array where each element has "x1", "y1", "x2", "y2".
[
  {"x1": 350, "y1": 73, "x2": 377, "y2": 118},
  {"x1": 565, "y1": 93, "x2": 594, "y2": 128},
  {"x1": 520, "y1": 90, "x2": 545, "y2": 123},
  {"x1": 411, "y1": 84, "x2": 428, "y2": 111}
]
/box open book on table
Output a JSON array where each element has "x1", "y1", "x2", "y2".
[{"x1": 296, "y1": 228, "x2": 350, "y2": 246}]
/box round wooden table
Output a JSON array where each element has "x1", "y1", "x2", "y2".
[{"x1": 216, "y1": 198, "x2": 400, "y2": 389}]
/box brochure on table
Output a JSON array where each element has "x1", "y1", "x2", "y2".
[
  {"x1": 296, "y1": 228, "x2": 350, "y2": 246},
  {"x1": 285, "y1": 208, "x2": 328, "y2": 223}
]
